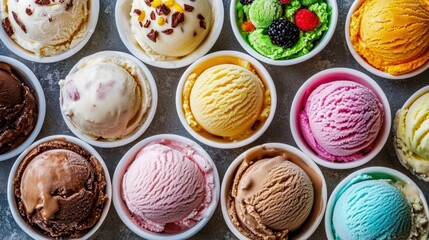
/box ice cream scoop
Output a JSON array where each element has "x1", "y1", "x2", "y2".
[
  {"x1": 121, "y1": 139, "x2": 214, "y2": 233},
  {"x1": 0, "y1": 62, "x2": 37, "y2": 154},
  {"x1": 248, "y1": 0, "x2": 282, "y2": 29},
  {"x1": 59, "y1": 52, "x2": 152, "y2": 140},
  {"x1": 130, "y1": 0, "x2": 212, "y2": 60},
  {"x1": 13, "y1": 138, "x2": 108, "y2": 238},
  {"x1": 226, "y1": 145, "x2": 324, "y2": 239},
  {"x1": 1, "y1": 0, "x2": 90, "y2": 56},
  {"x1": 299, "y1": 80, "x2": 384, "y2": 162},
  {"x1": 395, "y1": 90, "x2": 429, "y2": 182},
  {"x1": 182, "y1": 57, "x2": 271, "y2": 142},
  {"x1": 349, "y1": 0, "x2": 429, "y2": 76}
]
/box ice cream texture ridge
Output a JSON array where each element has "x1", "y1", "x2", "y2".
[
  {"x1": 236, "y1": 0, "x2": 331, "y2": 60},
  {"x1": 227, "y1": 146, "x2": 324, "y2": 240},
  {"x1": 130, "y1": 0, "x2": 213, "y2": 60},
  {"x1": 182, "y1": 57, "x2": 271, "y2": 142},
  {"x1": 0, "y1": 0, "x2": 89, "y2": 57},
  {"x1": 121, "y1": 139, "x2": 214, "y2": 233},
  {"x1": 59, "y1": 52, "x2": 152, "y2": 140},
  {"x1": 13, "y1": 138, "x2": 108, "y2": 239},
  {"x1": 350, "y1": 0, "x2": 429, "y2": 76},
  {"x1": 331, "y1": 174, "x2": 428, "y2": 240},
  {"x1": 395, "y1": 92, "x2": 429, "y2": 182},
  {"x1": 299, "y1": 80, "x2": 384, "y2": 162},
  {"x1": 0, "y1": 62, "x2": 38, "y2": 154}
]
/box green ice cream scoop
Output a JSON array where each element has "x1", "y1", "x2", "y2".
[{"x1": 249, "y1": 0, "x2": 282, "y2": 29}]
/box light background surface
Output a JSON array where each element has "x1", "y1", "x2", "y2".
[{"x1": 1, "y1": 0, "x2": 428, "y2": 239}]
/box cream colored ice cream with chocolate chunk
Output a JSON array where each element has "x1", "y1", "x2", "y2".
[
  {"x1": 1, "y1": 0, "x2": 89, "y2": 56},
  {"x1": 130, "y1": 0, "x2": 212, "y2": 60}
]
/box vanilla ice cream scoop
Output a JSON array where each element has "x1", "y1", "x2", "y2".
[
  {"x1": 1, "y1": 0, "x2": 89, "y2": 56},
  {"x1": 60, "y1": 53, "x2": 152, "y2": 140},
  {"x1": 130, "y1": 0, "x2": 212, "y2": 60}
]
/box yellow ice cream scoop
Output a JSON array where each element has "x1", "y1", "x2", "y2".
[
  {"x1": 350, "y1": 0, "x2": 429, "y2": 76},
  {"x1": 395, "y1": 92, "x2": 429, "y2": 181}
]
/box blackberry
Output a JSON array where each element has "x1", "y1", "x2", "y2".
[
  {"x1": 239, "y1": 0, "x2": 253, "y2": 5},
  {"x1": 268, "y1": 19, "x2": 300, "y2": 48}
]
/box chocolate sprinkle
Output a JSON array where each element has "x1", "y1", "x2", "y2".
[
  {"x1": 2, "y1": 18, "x2": 14, "y2": 36},
  {"x1": 197, "y1": 14, "x2": 205, "y2": 20},
  {"x1": 162, "y1": 29, "x2": 173, "y2": 35},
  {"x1": 150, "y1": 11, "x2": 155, "y2": 20},
  {"x1": 35, "y1": 0, "x2": 50, "y2": 5},
  {"x1": 199, "y1": 20, "x2": 206, "y2": 29},
  {"x1": 12, "y1": 11, "x2": 26, "y2": 33},
  {"x1": 25, "y1": 7, "x2": 33, "y2": 15},
  {"x1": 139, "y1": 21, "x2": 143, "y2": 27},
  {"x1": 184, "y1": 4, "x2": 194, "y2": 12},
  {"x1": 156, "y1": 4, "x2": 170, "y2": 16},
  {"x1": 65, "y1": 0, "x2": 73, "y2": 11},
  {"x1": 171, "y1": 12, "x2": 184, "y2": 28},
  {"x1": 134, "y1": 9, "x2": 141, "y2": 15},
  {"x1": 147, "y1": 29, "x2": 158, "y2": 42},
  {"x1": 143, "y1": 20, "x2": 151, "y2": 28}
]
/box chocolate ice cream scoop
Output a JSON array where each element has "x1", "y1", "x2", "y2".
[
  {"x1": 0, "y1": 62, "x2": 38, "y2": 154},
  {"x1": 14, "y1": 139, "x2": 108, "y2": 238}
]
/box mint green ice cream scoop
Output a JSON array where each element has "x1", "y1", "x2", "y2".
[{"x1": 249, "y1": 0, "x2": 282, "y2": 29}]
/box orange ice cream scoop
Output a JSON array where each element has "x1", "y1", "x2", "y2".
[{"x1": 350, "y1": 0, "x2": 429, "y2": 76}]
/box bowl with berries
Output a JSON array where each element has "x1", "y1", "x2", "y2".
[{"x1": 231, "y1": 0, "x2": 338, "y2": 65}]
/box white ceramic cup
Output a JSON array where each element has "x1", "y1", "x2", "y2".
[
  {"x1": 290, "y1": 68, "x2": 391, "y2": 169},
  {"x1": 325, "y1": 166, "x2": 429, "y2": 240},
  {"x1": 0, "y1": 56, "x2": 46, "y2": 161},
  {"x1": 59, "y1": 51, "x2": 158, "y2": 148},
  {"x1": 221, "y1": 143, "x2": 328, "y2": 240},
  {"x1": 175, "y1": 50, "x2": 277, "y2": 149},
  {"x1": 112, "y1": 134, "x2": 220, "y2": 240},
  {"x1": 0, "y1": 0, "x2": 100, "y2": 63},
  {"x1": 230, "y1": 0, "x2": 338, "y2": 66},
  {"x1": 7, "y1": 135, "x2": 112, "y2": 240},
  {"x1": 115, "y1": 0, "x2": 224, "y2": 69},
  {"x1": 345, "y1": 0, "x2": 429, "y2": 80}
]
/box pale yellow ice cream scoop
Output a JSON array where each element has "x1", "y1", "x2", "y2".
[
  {"x1": 183, "y1": 62, "x2": 271, "y2": 141},
  {"x1": 395, "y1": 92, "x2": 429, "y2": 181},
  {"x1": 350, "y1": 0, "x2": 429, "y2": 76}
]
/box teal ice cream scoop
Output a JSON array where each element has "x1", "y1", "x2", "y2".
[{"x1": 332, "y1": 179, "x2": 411, "y2": 239}]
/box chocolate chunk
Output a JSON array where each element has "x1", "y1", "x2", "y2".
[
  {"x1": 147, "y1": 29, "x2": 158, "y2": 42},
  {"x1": 193, "y1": 31, "x2": 197, "y2": 36},
  {"x1": 35, "y1": 0, "x2": 50, "y2": 5},
  {"x1": 133, "y1": 9, "x2": 141, "y2": 15},
  {"x1": 184, "y1": 4, "x2": 194, "y2": 12},
  {"x1": 143, "y1": 20, "x2": 151, "y2": 28},
  {"x1": 139, "y1": 21, "x2": 143, "y2": 27},
  {"x1": 197, "y1": 14, "x2": 205, "y2": 20},
  {"x1": 2, "y1": 18, "x2": 14, "y2": 37},
  {"x1": 156, "y1": 4, "x2": 170, "y2": 16},
  {"x1": 12, "y1": 11, "x2": 26, "y2": 33},
  {"x1": 144, "y1": 0, "x2": 152, "y2": 7},
  {"x1": 25, "y1": 8, "x2": 33, "y2": 15},
  {"x1": 162, "y1": 29, "x2": 173, "y2": 35},
  {"x1": 199, "y1": 20, "x2": 206, "y2": 29},
  {"x1": 65, "y1": 0, "x2": 73, "y2": 11},
  {"x1": 150, "y1": 11, "x2": 155, "y2": 20},
  {"x1": 48, "y1": 17, "x2": 53, "y2": 22},
  {"x1": 171, "y1": 12, "x2": 184, "y2": 28}
]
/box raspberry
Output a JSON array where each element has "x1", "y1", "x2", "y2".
[
  {"x1": 279, "y1": 0, "x2": 291, "y2": 4},
  {"x1": 294, "y1": 9, "x2": 319, "y2": 31},
  {"x1": 242, "y1": 20, "x2": 256, "y2": 32},
  {"x1": 239, "y1": 0, "x2": 253, "y2": 5},
  {"x1": 268, "y1": 19, "x2": 300, "y2": 48}
]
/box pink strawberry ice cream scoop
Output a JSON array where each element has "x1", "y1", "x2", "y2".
[
  {"x1": 299, "y1": 80, "x2": 384, "y2": 162},
  {"x1": 121, "y1": 139, "x2": 214, "y2": 233}
]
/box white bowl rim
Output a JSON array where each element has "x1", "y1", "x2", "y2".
[
  {"x1": 112, "y1": 133, "x2": 220, "y2": 240},
  {"x1": 59, "y1": 50, "x2": 158, "y2": 148},
  {"x1": 7, "y1": 134, "x2": 112, "y2": 240},
  {"x1": 220, "y1": 142, "x2": 328, "y2": 240},
  {"x1": 0, "y1": 0, "x2": 100, "y2": 63},
  {"x1": 229, "y1": 0, "x2": 338, "y2": 66},
  {"x1": 114, "y1": 0, "x2": 224, "y2": 69},
  {"x1": 290, "y1": 67, "x2": 392, "y2": 169},
  {"x1": 175, "y1": 50, "x2": 277, "y2": 149},
  {"x1": 344, "y1": 0, "x2": 429, "y2": 80},
  {"x1": 324, "y1": 166, "x2": 429, "y2": 240},
  {"x1": 0, "y1": 56, "x2": 46, "y2": 161}
]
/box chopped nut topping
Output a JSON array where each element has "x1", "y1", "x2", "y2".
[
  {"x1": 25, "y1": 7, "x2": 33, "y2": 15},
  {"x1": 144, "y1": 20, "x2": 151, "y2": 28},
  {"x1": 171, "y1": 12, "x2": 184, "y2": 28},
  {"x1": 150, "y1": 11, "x2": 155, "y2": 20},
  {"x1": 147, "y1": 29, "x2": 158, "y2": 42},
  {"x1": 162, "y1": 29, "x2": 174, "y2": 35},
  {"x1": 35, "y1": 0, "x2": 50, "y2": 5},
  {"x1": 156, "y1": 4, "x2": 171, "y2": 15}
]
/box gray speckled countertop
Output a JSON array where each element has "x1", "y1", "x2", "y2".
[{"x1": 1, "y1": 0, "x2": 428, "y2": 239}]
